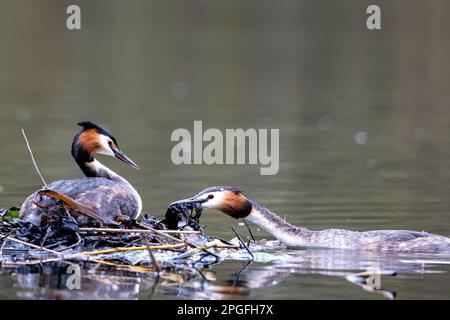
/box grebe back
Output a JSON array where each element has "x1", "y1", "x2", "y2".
[
  {"x1": 171, "y1": 186, "x2": 450, "y2": 254},
  {"x1": 20, "y1": 121, "x2": 142, "y2": 226}
]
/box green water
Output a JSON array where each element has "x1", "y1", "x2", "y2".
[{"x1": 1, "y1": 0, "x2": 450, "y2": 299}]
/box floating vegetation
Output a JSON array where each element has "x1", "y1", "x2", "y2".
[
  {"x1": 0, "y1": 207, "x2": 20, "y2": 224},
  {"x1": 162, "y1": 200, "x2": 204, "y2": 231}
]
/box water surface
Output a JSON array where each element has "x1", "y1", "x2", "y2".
[{"x1": 1, "y1": 0, "x2": 450, "y2": 299}]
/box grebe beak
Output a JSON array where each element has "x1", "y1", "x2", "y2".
[
  {"x1": 113, "y1": 148, "x2": 140, "y2": 169},
  {"x1": 168, "y1": 197, "x2": 205, "y2": 207}
]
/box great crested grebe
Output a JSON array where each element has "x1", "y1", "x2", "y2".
[
  {"x1": 20, "y1": 121, "x2": 142, "y2": 226},
  {"x1": 171, "y1": 186, "x2": 450, "y2": 254}
]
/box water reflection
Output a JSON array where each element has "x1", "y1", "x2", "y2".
[
  {"x1": 5, "y1": 248, "x2": 450, "y2": 300},
  {"x1": 170, "y1": 248, "x2": 450, "y2": 300}
]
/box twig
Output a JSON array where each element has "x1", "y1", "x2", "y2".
[
  {"x1": 132, "y1": 223, "x2": 218, "y2": 257},
  {"x1": 134, "y1": 222, "x2": 187, "y2": 243},
  {"x1": 4, "y1": 236, "x2": 62, "y2": 255},
  {"x1": 141, "y1": 234, "x2": 160, "y2": 273},
  {"x1": 79, "y1": 227, "x2": 199, "y2": 235},
  {"x1": 1, "y1": 253, "x2": 90, "y2": 266},
  {"x1": 243, "y1": 219, "x2": 256, "y2": 242},
  {"x1": 147, "y1": 273, "x2": 161, "y2": 300},
  {"x1": 58, "y1": 232, "x2": 82, "y2": 252},
  {"x1": 92, "y1": 259, "x2": 155, "y2": 273},
  {"x1": 194, "y1": 267, "x2": 209, "y2": 281},
  {"x1": 80, "y1": 226, "x2": 209, "y2": 254},
  {"x1": 21, "y1": 129, "x2": 47, "y2": 187},
  {"x1": 79, "y1": 243, "x2": 186, "y2": 255},
  {"x1": 231, "y1": 226, "x2": 254, "y2": 260},
  {"x1": 0, "y1": 242, "x2": 185, "y2": 266},
  {"x1": 173, "y1": 240, "x2": 222, "y2": 260},
  {"x1": 232, "y1": 259, "x2": 253, "y2": 285}
]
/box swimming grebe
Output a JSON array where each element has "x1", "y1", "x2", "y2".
[
  {"x1": 20, "y1": 121, "x2": 142, "y2": 226},
  {"x1": 171, "y1": 186, "x2": 450, "y2": 254}
]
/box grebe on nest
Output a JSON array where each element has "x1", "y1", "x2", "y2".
[
  {"x1": 171, "y1": 186, "x2": 450, "y2": 254},
  {"x1": 20, "y1": 121, "x2": 142, "y2": 226}
]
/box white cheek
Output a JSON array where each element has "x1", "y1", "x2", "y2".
[
  {"x1": 203, "y1": 192, "x2": 225, "y2": 209},
  {"x1": 97, "y1": 135, "x2": 115, "y2": 156}
]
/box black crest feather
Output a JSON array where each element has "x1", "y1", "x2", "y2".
[
  {"x1": 77, "y1": 121, "x2": 105, "y2": 132},
  {"x1": 77, "y1": 121, "x2": 117, "y2": 143}
]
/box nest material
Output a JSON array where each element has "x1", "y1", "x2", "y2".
[
  {"x1": 162, "y1": 201, "x2": 204, "y2": 231},
  {"x1": 0, "y1": 201, "x2": 238, "y2": 272}
]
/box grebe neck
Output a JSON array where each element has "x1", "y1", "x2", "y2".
[
  {"x1": 79, "y1": 159, "x2": 143, "y2": 219},
  {"x1": 77, "y1": 159, "x2": 129, "y2": 184},
  {"x1": 246, "y1": 201, "x2": 311, "y2": 247}
]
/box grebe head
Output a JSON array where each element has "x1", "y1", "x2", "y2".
[
  {"x1": 71, "y1": 121, "x2": 139, "y2": 169},
  {"x1": 170, "y1": 186, "x2": 253, "y2": 219}
]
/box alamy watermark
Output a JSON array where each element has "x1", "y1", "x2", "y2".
[
  {"x1": 66, "y1": 5, "x2": 81, "y2": 30},
  {"x1": 366, "y1": 5, "x2": 381, "y2": 30},
  {"x1": 171, "y1": 121, "x2": 279, "y2": 175},
  {"x1": 66, "y1": 264, "x2": 81, "y2": 290},
  {"x1": 64, "y1": 4, "x2": 380, "y2": 31}
]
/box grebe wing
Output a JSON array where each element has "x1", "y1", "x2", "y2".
[
  {"x1": 362, "y1": 230, "x2": 432, "y2": 241},
  {"x1": 20, "y1": 178, "x2": 140, "y2": 225},
  {"x1": 311, "y1": 229, "x2": 450, "y2": 253},
  {"x1": 360, "y1": 230, "x2": 450, "y2": 253}
]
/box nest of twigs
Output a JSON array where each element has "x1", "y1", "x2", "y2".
[{"x1": 0, "y1": 200, "x2": 240, "y2": 273}]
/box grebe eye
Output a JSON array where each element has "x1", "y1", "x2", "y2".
[
  {"x1": 208, "y1": 194, "x2": 214, "y2": 199},
  {"x1": 108, "y1": 140, "x2": 113, "y2": 146}
]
